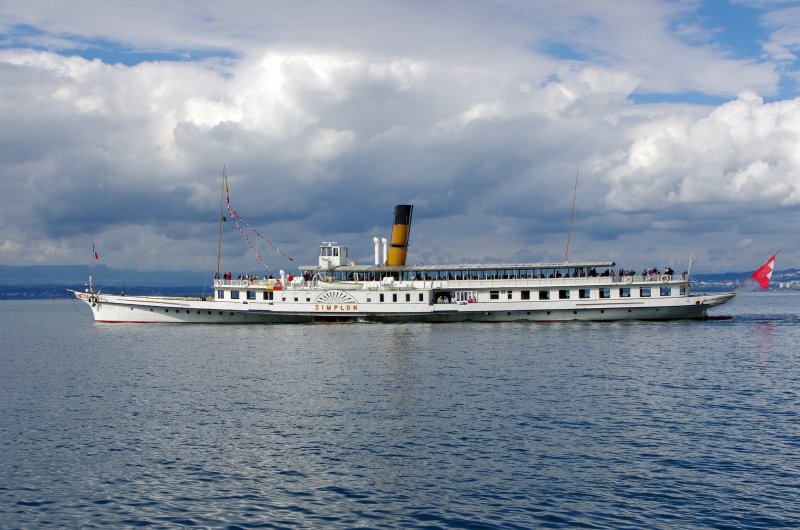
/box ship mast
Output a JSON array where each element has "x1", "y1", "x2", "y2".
[
  {"x1": 563, "y1": 169, "x2": 579, "y2": 263},
  {"x1": 216, "y1": 165, "x2": 226, "y2": 278},
  {"x1": 90, "y1": 242, "x2": 95, "y2": 294}
]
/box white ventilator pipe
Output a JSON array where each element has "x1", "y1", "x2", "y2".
[
  {"x1": 381, "y1": 238, "x2": 388, "y2": 265},
  {"x1": 373, "y1": 237, "x2": 380, "y2": 265}
]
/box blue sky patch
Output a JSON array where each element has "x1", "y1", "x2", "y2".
[
  {"x1": 629, "y1": 90, "x2": 732, "y2": 106},
  {"x1": 694, "y1": 0, "x2": 767, "y2": 59},
  {"x1": 0, "y1": 23, "x2": 236, "y2": 65}
]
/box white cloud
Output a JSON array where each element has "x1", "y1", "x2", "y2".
[
  {"x1": 605, "y1": 92, "x2": 800, "y2": 209},
  {"x1": 0, "y1": 1, "x2": 798, "y2": 273}
]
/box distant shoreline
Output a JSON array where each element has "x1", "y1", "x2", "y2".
[{"x1": 0, "y1": 285, "x2": 209, "y2": 300}]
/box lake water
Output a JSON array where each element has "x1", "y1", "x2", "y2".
[{"x1": 1, "y1": 292, "x2": 799, "y2": 528}]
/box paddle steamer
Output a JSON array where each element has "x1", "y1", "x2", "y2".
[{"x1": 73, "y1": 204, "x2": 735, "y2": 323}]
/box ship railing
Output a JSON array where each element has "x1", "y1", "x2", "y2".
[
  {"x1": 213, "y1": 273, "x2": 688, "y2": 290},
  {"x1": 214, "y1": 279, "x2": 283, "y2": 288},
  {"x1": 613, "y1": 273, "x2": 687, "y2": 283}
]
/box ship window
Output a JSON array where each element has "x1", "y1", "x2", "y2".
[
  {"x1": 294, "y1": 296, "x2": 298, "y2": 302},
  {"x1": 508, "y1": 291, "x2": 512, "y2": 300},
  {"x1": 599, "y1": 288, "x2": 611, "y2": 299},
  {"x1": 640, "y1": 287, "x2": 651, "y2": 297},
  {"x1": 263, "y1": 291, "x2": 273, "y2": 301},
  {"x1": 333, "y1": 248, "x2": 338, "y2": 256},
  {"x1": 490, "y1": 290, "x2": 500, "y2": 300},
  {"x1": 660, "y1": 286, "x2": 671, "y2": 296},
  {"x1": 539, "y1": 290, "x2": 549, "y2": 300},
  {"x1": 231, "y1": 291, "x2": 240, "y2": 299},
  {"x1": 247, "y1": 291, "x2": 256, "y2": 300},
  {"x1": 419, "y1": 293, "x2": 424, "y2": 302},
  {"x1": 680, "y1": 286, "x2": 686, "y2": 295},
  {"x1": 217, "y1": 290, "x2": 224, "y2": 299},
  {"x1": 405, "y1": 293, "x2": 410, "y2": 302},
  {"x1": 559, "y1": 289, "x2": 570, "y2": 299},
  {"x1": 619, "y1": 288, "x2": 630, "y2": 298},
  {"x1": 579, "y1": 288, "x2": 590, "y2": 299},
  {"x1": 380, "y1": 294, "x2": 385, "y2": 302},
  {"x1": 393, "y1": 293, "x2": 398, "y2": 302},
  {"x1": 367, "y1": 297, "x2": 372, "y2": 302},
  {"x1": 521, "y1": 290, "x2": 530, "y2": 300}
]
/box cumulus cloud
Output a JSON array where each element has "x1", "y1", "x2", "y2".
[
  {"x1": 605, "y1": 92, "x2": 800, "y2": 209},
  {"x1": 0, "y1": 1, "x2": 797, "y2": 274}
]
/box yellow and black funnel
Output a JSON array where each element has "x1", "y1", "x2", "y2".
[{"x1": 386, "y1": 204, "x2": 413, "y2": 266}]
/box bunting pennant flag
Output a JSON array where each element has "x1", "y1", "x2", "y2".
[
  {"x1": 222, "y1": 178, "x2": 295, "y2": 266},
  {"x1": 750, "y1": 250, "x2": 781, "y2": 289},
  {"x1": 229, "y1": 208, "x2": 272, "y2": 273}
]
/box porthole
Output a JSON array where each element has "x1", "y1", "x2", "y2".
[
  {"x1": 573, "y1": 310, "x2": 577, "y2": 314},
  {"x1": 600, "y1": 310, "x2": 604, "y2": 314}
]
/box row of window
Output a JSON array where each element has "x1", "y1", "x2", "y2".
[
  {"x1": 366, "y1": 293, "x2": 426, "y2": 303},
  {"x1": 491, "y1": 286, "x2": 684, "y2": 300},
  {"x1": 218, "y1": 290, "x2": 275, "y2": 301},
  {"x1": 216, "y1": 290, "x2": 431, "y2": 303},
  {"x1": 141, "y1": 307, "x2": 236, "y2": 316},
  {"x1": 216, "y1": 285, "x2": 687, "y2": 303}
]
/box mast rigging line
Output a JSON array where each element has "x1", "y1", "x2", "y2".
[
  {"x1": 221, "y1": 171, "x2": 295, "y2": 274},
  {"x1": 564, "y1": 169, "x2": 579, "y2": 263}
]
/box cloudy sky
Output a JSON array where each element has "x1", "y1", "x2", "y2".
[{"x1": 1, "y1": 0, "x2": 798, "y2": 274}]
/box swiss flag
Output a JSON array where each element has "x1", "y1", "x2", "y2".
[{"x1": 751, "y1": 251, "x2": 780, "y2": 289}]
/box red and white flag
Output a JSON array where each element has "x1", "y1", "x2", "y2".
[{"x1": 750, "y1": 251, "x2": 781, "y2": 290}]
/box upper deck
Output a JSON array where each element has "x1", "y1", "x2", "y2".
[{"x1": 299, "y1": 260, "x2": 620, "y2": 283}]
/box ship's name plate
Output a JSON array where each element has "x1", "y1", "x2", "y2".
[{"x1": 315, "y1": 304, "x2": 358, "y2": 311}]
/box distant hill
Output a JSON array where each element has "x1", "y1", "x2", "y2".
[
  {"x1": 690, "y1": 268, "x2": 800, "y2": 291},
  {"x1": 0, "y1": 264, "x2": 211, "y2": 287},
  {"x1": 0, "y1": 264, "x2": 213, "y2": 299}
]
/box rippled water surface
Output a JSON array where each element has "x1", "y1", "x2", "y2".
[{"x1": 2, "y1": 292, "x2": 799, "y2": 528}]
